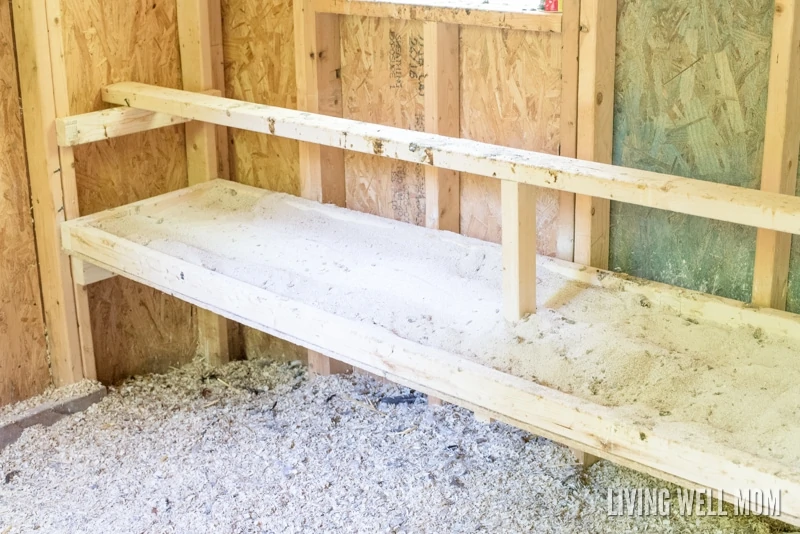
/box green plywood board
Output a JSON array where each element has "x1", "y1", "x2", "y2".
[{"x1": 609, "y1": 0, "x2": 773, "y2": 302}]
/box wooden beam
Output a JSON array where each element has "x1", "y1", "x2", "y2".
[
  {"x1": 502, "y1": 181, "x2": 537, "y2": 320},
  {"x1": 103, "y1": 83, "x2": 800, "y2": 237},
  {"x1": 752, "y1": 0, "x2": 800, "y2": 310},
  {"x1": 556, "y1": 0, "x2": 580, "y2": 261},
  {"x1": 56, "y1": 108, "x2": 191, "y2": 147},
  {"x1": 314, "y1": 0, "x2": 563, "y2": 33},
  {"x1": 295, "y1": 2, "x2": 346, "y2": 205},
  {"x1": 574, "y1": 0, "x2": 616, "y2": 269},
  {"x1": 12, "y1": 0, "x2": 85, "y2": 385},
  {"x1": 44, "y1": 0, "x2": 98, "y2": 381},
  {"x1": 424, "y1": 22, "x2": 460, "y2": 232},
  {"x1": 295, "y1": 0, "x2": 350, "y2": 376},
  {"x1": 72, "y1": 259, "x2": 115, "y2": 286},
  {"x1": 177, "y1": 0, "x2": 234, "y2": 367},
  {"x1": 55, "y1": 90, "x2": 221, "y2": 147}
]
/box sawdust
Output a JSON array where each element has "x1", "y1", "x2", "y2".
[
  {"x1": 91, "y1": 181, "x2": 800, "y2": 470},
  {"x1": 0, "y1": 358, "x2": 786, "y2": 533}
]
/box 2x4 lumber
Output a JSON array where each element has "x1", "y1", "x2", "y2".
[
  {"x1": 423, "y1": 22, "x2": 459, "y2": 406},
  {"x1": 423, "y1": 22, "x2": 460, "y2": 231},
  {"x1": 313, "y1": 0, "x2": 562, "y2": 33},
  {"x1": 295, "y1": 1, "x2": 346, "y2": 205},
  {"x1": 573, "y1": 0, "x2": 616, "y2": 269},
  {"x1": 72, "y1": 259, "x2": 115, "y2": 286},
  {"x1": 177, "y1": 0, "x2": 233, "y2": 367},
  {"x1": 556, "y1": 0, "x2": 581, "y2": 261},
  {"x1": 60, "y1": 203, "x2": 800, "y2": 525},
  {"x1": 295, "y1": 0, "x2": 350, "y2": 376},
  {"x1": 44, "y1": 0, "x2": 97, "y2": 381},
  {"x1": 752, "y1": 0, "x2": 800, "y2": 310},
  {"x1": 501, "y1": 182, "x2": 537, "y2": 320},
  {"x1": 55, "y1": 90, "x2": 221, "y2": 147},
  {"x1": 12, "y1": 0, "x2": 86, "y2": 385},
  {"x1": 103, "y1": 83, "x2": 800, "y2": 237},
  {"x1": 57, "y1": 107, "x2": 192, "y2": 147}
]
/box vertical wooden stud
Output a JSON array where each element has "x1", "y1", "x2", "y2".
[
  {"x1": 424, "y1": 21, "x2": 460, "y2": 232},
  {"x1": 502, "y1": 181, "x2": 537, "y2": 321},
  {"x1": 557, "y1": 0, "x2": 581, "y2": 261},
  {"x1": 574, "y1": 0, "x2": 616, "y2": 269},
  {"x1": 44, "y1": 0, "x2": 98, "y2": 381},
  {"x1": 424, "y1": 21, "x2": 459, "y2": 404},
  {"x1": 295, "y1": 0, "x2": 351, "y2": 375},
  {"x1": 177, "y1": 0, "x2": 236, "y2": 366},
  {"x1": 752, "y1": 0, "x2": 800, "y2": 310},
  {"x1": 13, "y1": 0, "x2": 88, "y2": 385}
]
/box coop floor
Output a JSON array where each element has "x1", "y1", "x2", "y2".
[{"x1": 0, "y1": 358, "x2": 786, "y2": 533}]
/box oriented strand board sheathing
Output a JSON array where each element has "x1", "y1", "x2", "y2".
[
  {"x1": 459, "y1": 27, "x2": 562, "y2": 250},
  {"x1": 341, "y1": 16, "x2": 427, "y2": 225},
  {"x1": 783, "y1": 153, "x2": 800, "y2": 312},
  {"x1": 0, "y1": 0, "x2": 49, "y2": 405},
  {"x1": 223, "y1": 0, "x2": 299, "y2": 195},
  {"x1": 610, "y1": 0, "x2": 772, "y2": 301},
  {"x1": 61, "y1": 0, "x2": 195, "y2": 382}
]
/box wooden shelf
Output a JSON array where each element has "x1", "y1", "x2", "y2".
[{"x1": 62, "y1": 180, "x2": 800, "y2": 525}]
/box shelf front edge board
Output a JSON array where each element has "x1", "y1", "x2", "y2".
[
  {"x1": 312, "y1": 0, "x2": 562, "y2": 32},
  {"x1": 102, "y1": 83, "x2": 800, "y2": 236},
  {"x1": 60, "y1": 202, "x2": 800, "y2": 524}
]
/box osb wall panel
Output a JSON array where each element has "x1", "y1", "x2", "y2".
[
  {"x1": 783, "y1": 155, "x2": 800, "y2": 312},
  {"x1": 609, "y1": 0, "x2": 772, "y2": 302},
  {"x1": 340, "y1": 20, "x2": 563, "y2": 248},
  {"x1": 223, "y1": 0, "x2": 299, "y2": 194},
  {"x1": 223, "y1": 0, "x2": 302, "y2": 360},
  {"x1": 341, "y1": 16, "x2": 426, "y2": 225},
  {"x1": 62, "y1": 0, "x2": 196, "y2": 382},
  {"x1": 0, "y1": 0, "x2": 49, "y2": 405},
  {"x1": 460, "y1": 26, "x2": 562, "y2": 249}
]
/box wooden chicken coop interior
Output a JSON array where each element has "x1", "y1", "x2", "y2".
[{"x1": 1, "y1": 0, "x2": 799, "y2": 529}]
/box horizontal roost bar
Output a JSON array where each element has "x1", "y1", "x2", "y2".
[{"x1": 102, "y1": 82, "x2": 800, "y2": 237}]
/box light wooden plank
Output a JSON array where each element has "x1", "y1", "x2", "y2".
[
  {"x1": 295, "y1": 0, "x2": 350, "y2": 375},
  {"x1": 424, "y1": 21, "x2": 460, "y2": 231},
  {"x1": 71, "y1": 258, "x2": 115, "y2": 286},
  {"x1": 45, "y1": 0, "x2": 98, "y2": 381},
  {"x1": 295, "y1": 2, "x2": 346, "y2": 205},
  {"x1": 573, "y1": 0, "x2": 616, "y2": 269},
  {"x1": 12, "y1": 0, "x2": 85, "y2": 385},
  {"x1": 556, "y1": 0, "x2": 580, "y2": 261},
  {"x1": 56, "y1": 108, "x2": 191, "y2": 147},
  {"x1": 752, "y1": 0, "x2": 800, "y2": 310},
  {"x1": 59, "y1": 187, "x2": 800, "y2": 526},
  {"x1": 422, "y1": 21, "x2": 458, "y2": 408},
  {"x1": 314, "y1": 0, "x2": 563, "y2": 33},
  {"x1": 502, "y1": 181, "x2": 537, "y2": 320},
  {"x1": 177, "y1": 0, "x2": 233, "y2": 367},
  {"x1": 55, "y1": 89, "x2": 221, "y2": 147},
  {"x1": 103, "y1": 82, "x2": 800, "y2": 237}
]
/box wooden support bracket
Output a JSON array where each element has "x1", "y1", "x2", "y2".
[{"x1": 502, "y1": 181, "x2": 538, "y2": 320}]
